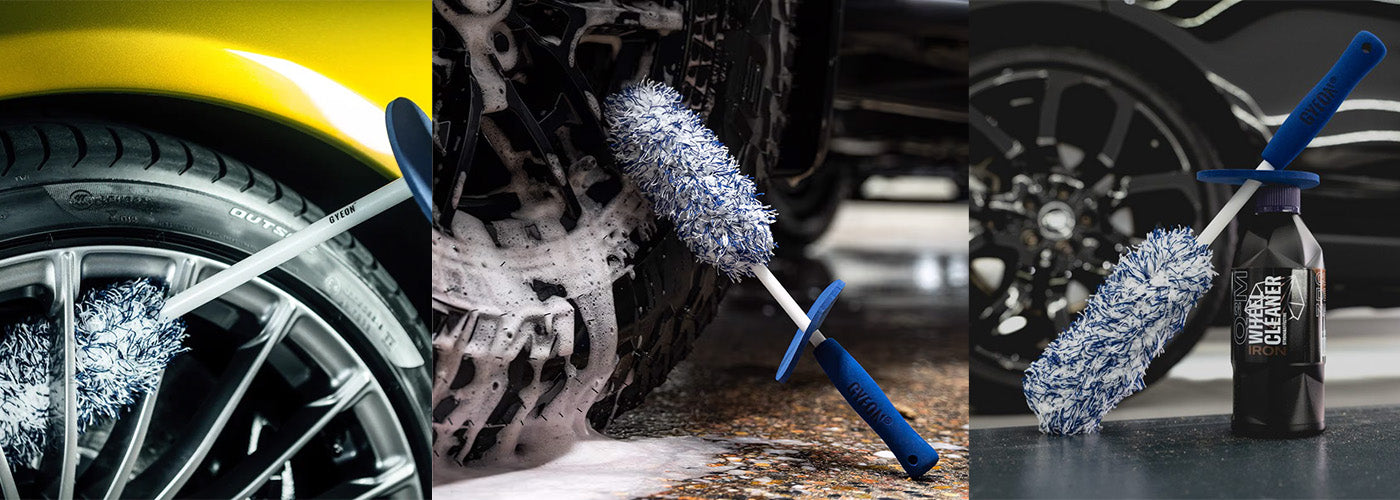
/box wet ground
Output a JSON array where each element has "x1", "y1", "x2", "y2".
[{"x1": 606, "y1": 202, "x2": 970, "y2": 499}]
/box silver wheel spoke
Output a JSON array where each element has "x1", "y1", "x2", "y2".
[
  {"x1": 41, "y1": 251, "x2": 79, "y2": 499},
  {"x1": 197, "y1": 372, "x2": 372, "y2": 499},
  {"x1": 0, "y1": 448, "x2": 18, "y2": 500},
  {"x1": 0, "y1": 247, "x2": 419, "y2": 499},
  {"x1": 312, "y1": 459, "x2": 417, "y2": 500},
  {"x1": 127, "y1": 300, "x2": 297, "y2": 500},
  {"x1": 78, "y1": 380, "x2": 160, "y2": 500},
  {"x1": 85, "y1": 258, "x2": 198, "y2": 499}
]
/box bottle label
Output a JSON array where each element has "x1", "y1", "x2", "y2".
[{"x1": 1231, "y1": 267, "x2": 1325, "y2": 363}]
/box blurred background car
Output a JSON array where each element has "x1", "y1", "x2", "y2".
[
  {"x1": 971, "y1": 0, "x2": 1400, "y2": 413},
  {"x1": 0, "y1": 2, "x2": 430, "y2": 497}
]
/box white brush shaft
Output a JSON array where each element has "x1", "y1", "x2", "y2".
[
  {"x1": 1195, "y1": 159, "x2": 1274, "y2": 246},
  {"x1": 161, "y1": 178, "x2": 411, "y2": 321},
  {"x1": 751, "y1": 264, "x2": 827, "y2": 346}
]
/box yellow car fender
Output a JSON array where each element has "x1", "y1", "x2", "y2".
[{"x1": 0, "y1": 1, "x2": 430, "y2": 177}]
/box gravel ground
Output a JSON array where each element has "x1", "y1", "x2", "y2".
[{"x1": 606, "y1": 216, "x2": 970, "y2": 500}]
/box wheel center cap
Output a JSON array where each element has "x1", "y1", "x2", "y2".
[{"x1": 1038, "y1": 201, "x2": 1076, "y2": 241}]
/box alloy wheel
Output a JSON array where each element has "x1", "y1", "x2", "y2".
[{"x1": 0, "y1": 245, "x2": 418, "y2": 499}]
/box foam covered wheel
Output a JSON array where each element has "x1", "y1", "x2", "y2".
[
  {"x1": 0, "y1": 121, "x2": 429, "y2": 498},
  {"x1": 430, "y1": 0, "x2": 796, "y2": 464}
]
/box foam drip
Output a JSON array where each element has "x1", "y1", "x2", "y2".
[{"x1": 433, "y1": 435, "x2": 729, "y2": 499}]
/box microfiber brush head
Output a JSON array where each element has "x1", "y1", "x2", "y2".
[
  {"x1": 604, "y1": 80, "x2": 777, "y2": 280},
  {"x1": 0, "y1": 320, "x2": 53, "y2": 466},
  {"x1": 74, "y1": 279, "x2": 187, "y2": 425},
  {"x1": 0, "y1": 279, "x2": 186, "y2": 466},
  {"x1": 1022, "y1": 227, "x2": 1214, "y2": 435}
]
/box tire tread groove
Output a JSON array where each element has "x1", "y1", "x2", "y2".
[
  {"x1": 105, "y1": 127, "x2": 123, "y2": 169},
  {"x1": 34, "y1": 126, "x2": 50, "y2": 172},
  {"x1": 0, "y1": 129, "x2": 13, "y2": 177}
]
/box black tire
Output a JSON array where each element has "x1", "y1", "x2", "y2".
[
  {"x1": 767, "y1": 165, "x2": 849, "y2": 255},
  {"x1": 429, "y1": 0, "x2": 796, "y2": 464},
  {"x1": 969, "y1": 47, "x2": 1232, "y2": 413},
  {"x1": 0, "y1": 121, "x2": 430, "y2": 496}
]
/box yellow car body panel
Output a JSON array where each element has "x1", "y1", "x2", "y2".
[{"x1": 0, "y1": 1, "x2": 429, "y2": 177}]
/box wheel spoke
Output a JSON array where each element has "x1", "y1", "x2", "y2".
[
  {"x1": 41, "y1": 251, "x2": 79, "y2": 499},
  {"x1": 169, "y1": 257, "x2": 200, "y2": 295},
  {"x1": 971, "y1": 107, "x2": 1024, "y2": 159},
  {"x1": 124, "y1": 300, "x2": 297, "y2": 500},
  {"x1": 1098, "y1": 88, "x2": 1137, "y2": 168},
  {"x1": 79, "y1": 381, "x2": 160, "y2": 500},
  {"x1": 81, "y1": 256, "x2": 200, "y2": 498},
  {"x1": 0, "y1": 247, "x2": 416, "y2": 499},
  {"x1": 1124, "y1": 170, "x2": 1195, "y2": 196},
  {"x1": 1122, "y1": 170, "x2": 1202, "y2": 220},
  {"x1": 0, "y1": 448, "x2": 18, "y2": 500},
  {"x1": 1036, "y1": 71, "x2": 1074, "y2": 146},
  {"x1": 195, "y1": 372, "x2": 372, "y2": 499},
  {"x1": 311, "y1": 458, "x2": 416, "y2": 500}
]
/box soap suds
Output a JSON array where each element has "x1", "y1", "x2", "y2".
[
  {"x1": 431, "y1": 0, "x2": 701, "y2": 470},
  {"x1": 433, "y1": 436, "x2": 729, "y2": 499},
  {"x1": 431, "y1": 117, "x2": 654, "y2": 465}
]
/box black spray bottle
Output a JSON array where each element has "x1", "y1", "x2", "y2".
[{"x1": 1230, "y1": 184, "x2": 1325, "y2": 437}]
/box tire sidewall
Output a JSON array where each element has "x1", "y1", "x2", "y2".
[{"x1": 0, "y1": 125, "x2": 430, "y2": 491}]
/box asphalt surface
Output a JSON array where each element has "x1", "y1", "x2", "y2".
[
  {"x1": 971, "y1": 406, "x2": 1400, "y2": 498},
  {"x1": 607, "y1": 202, "x2": 970, "y2": 499}
]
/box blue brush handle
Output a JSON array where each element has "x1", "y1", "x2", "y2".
[
  {"x1": 814, "y1": 339, "x2": 938, "y2": 478},
  {"x1": 386, "y1": 97, "x2": 434, "y2": 221},
  {"x1": 1262, "y1": 31, "x2": 1385, "y2": 168}
]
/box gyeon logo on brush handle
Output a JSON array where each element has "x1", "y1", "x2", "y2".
[{"x1": 1299, "y1": 76, "x2": 1340, "y2": 125}]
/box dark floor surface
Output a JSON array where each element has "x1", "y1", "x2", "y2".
[{"x1": 972, "y1": 405, "x2": 1400, "y2": 499}]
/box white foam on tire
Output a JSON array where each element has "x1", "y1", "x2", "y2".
[
  {"x1": 431, "y1": 150, "x2": 654, "y2": 465},
  {"x1": 432, "y1": 435, "x2": 729, "y2": 499}
]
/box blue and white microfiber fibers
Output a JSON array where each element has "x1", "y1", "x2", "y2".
[
  {"x1": 1022, "y1": 227, "x2": 1214, "y2": 435},
  {"x1": 0, "y1": 279, "x2": 186, "y2": 466},
  {"x1": 604, "y1": 80, "x2": 777, "y2": 280}
]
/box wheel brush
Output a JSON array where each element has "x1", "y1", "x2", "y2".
[
  {"x1": 0, "y1": 98, "x2": 434, "y2": 470},
  {"x1": 1023, "y1": 31, "x2": 1385, "y2": 435},
  {"x1": 605, "y1": 81, "x2": 939, "y2": 478},
  {"x1": 0, "y1": 280, "x2": 183, "y2": 466}
]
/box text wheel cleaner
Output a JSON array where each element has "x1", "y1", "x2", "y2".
[{"x1": 1201, "y1": 168, "x2": 1325, "y2": 437}]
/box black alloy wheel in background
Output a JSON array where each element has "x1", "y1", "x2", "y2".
[{"x1": 969, "y1": 47, "x2": 1233, "y2": 413}]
